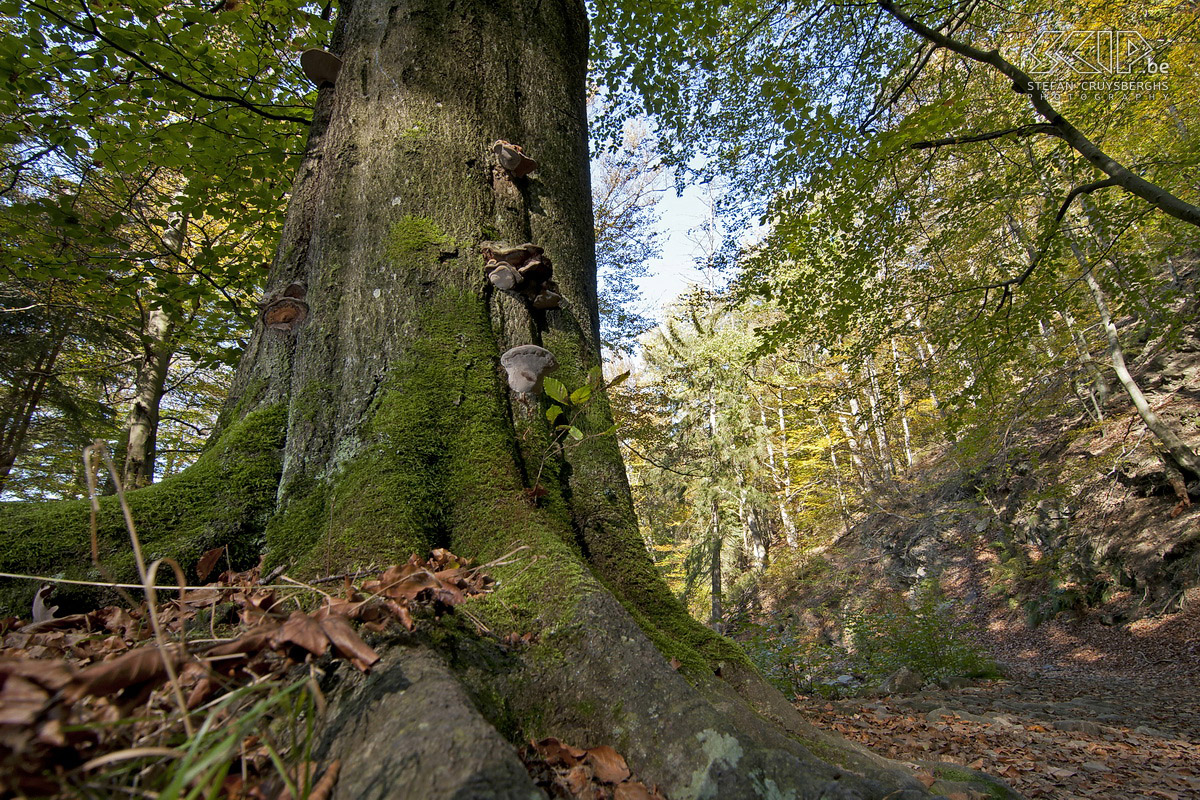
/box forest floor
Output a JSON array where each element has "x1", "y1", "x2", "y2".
[{"x1": 795, "y1": 595, "x2": 1200, "y2": 800}]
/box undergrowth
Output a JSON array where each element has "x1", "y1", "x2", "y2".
[{"x1": 733, "y1": 580, "x2": 997, "y2": 697}]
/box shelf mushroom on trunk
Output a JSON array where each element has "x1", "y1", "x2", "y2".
[
  {"x1": 500, "y1": 345, "x2": 557, "y2": 394},
  {"x1": 481, "y1": 241, "x2": 561, "y2": 309},
  {"x1": 485, "y1": 260, "x2": 522, "y2": 291},
  {"x1": 492, "y1": 140, "x2": 538, "y2": 177},
  {"x1": 260, "y1": 283, "x2": 309, "y2": 333},
  {"x1": 300, "y1": 48, "x2": 343, "y2": 88}
]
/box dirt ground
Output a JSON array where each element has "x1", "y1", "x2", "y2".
[{"x1": 796, "y1": 596, "x2": 1200, "y2": 800}]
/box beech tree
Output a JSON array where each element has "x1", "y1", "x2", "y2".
[{"x1": 0, "y1": 1, "x2": 1026, "y2": 797}]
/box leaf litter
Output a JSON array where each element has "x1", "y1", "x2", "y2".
[
  {"x1": 0, "y1": 547, "x2": 495, "y2": 798},
  {"x1": 522, "y1": 736, "x2": 667, "y2": 800}
]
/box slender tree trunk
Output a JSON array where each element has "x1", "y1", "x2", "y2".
[
  {"x1": 862, "y1": 356, "x2": 893, "y2": 478},
  {"x1": 890, "y1": 338, "x2": 913, "y2": 468},
  {"x1": 759, "y1": 388, "x2": 796, "y2": 547},
  {"x1": 122, "y1": 208, "x2": 188, "y2": 488},
  {"x1": 709, "y1": 497, "x2": 724, "y2": 630},
  {"x1": 775, "y1": 389, "x2": 798, "y2": 543},
  {"x1": 838, "y1": 404, "x2": 869, "y2": 486},
  {"x1": 1082, "y1": 267, "x2": 1200, "y2": 476},
  {"x1": 906, "y1": 312, "x2": 940, "y2": 410},
  {"x1": 1060, "y1": 308, "x2": 1109, "y2": 414},
  {"x1": 122, "y1": 308, "x2": 174, "y2": 488},
  {"x1": 815, "y1": 410, "x2": 851, "y2": 527},
  {"x1": 0, "y1": 332, "x2": 64, "y2": 491}
]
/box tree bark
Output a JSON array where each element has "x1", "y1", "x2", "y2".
[
  {"x1": 891, "y1": 338, "x2": 913, "y2": 468},
  {"x1": 121, "y1": 206, "x2": 188, "y2": 489},
  {"x1": 121, "y1": 307, "x2": 173, "y2": 489},
  {"x1": 710, "y1": 497, "x2": 725, "y2": 631}
]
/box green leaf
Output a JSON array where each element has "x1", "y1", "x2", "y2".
[
  {"x1": 543, "y1": 377, "x2": 569, "y2": 405},
  {"x1": 569, "y1": 384, "x2": 592, "y2": 404},
  {"x1": 606, "y1": 370, "x2": 631, "y2": 388},
  {"x1": 567, "y1": 426, "x2": 584, "y2": 441},
  {"x1": 545, "y1": 405, "x2": 563, "y2": 424}
]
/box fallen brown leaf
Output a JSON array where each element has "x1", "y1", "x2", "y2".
[
  {"x1": 564, "y1": 763, "x2": 593, "y2": 794},
  {"x1": 534, "y1": 736, "x2": 587, "y2": 767},
  {"x1": 319, "y1": 614, "x2": 380, "y2": 671},
  {"x1": 0, "y1": 674, "x2": 50, "y2": 725},
  {"x1": 586, "y1": 745, "x2": 631, "y2": 784},
  {"x1": 271, "y1": 611, "x2": 329, "y2": 658},
  {"x1": 72, "y1": 644, "x2": 182, "y2": 698},
  {"x1": 614, "y1": 781, "x2": 657, "y2": 800},
  {"x1": 196, "y1": 545, "x2": 226, "y2": 582}
]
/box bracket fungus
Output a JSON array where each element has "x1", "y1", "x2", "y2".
[
  {"x1": 500, "y1": 345, "x2": 558, "y2": 394},
  {"x1": 300, "y1": 49, "x2": 343, "y2": 88},
  {"x1": 492, "y1": 140, "x2": 538, "y2": 177},
  {"x1": 261, "y1": 283, "x2": 309, "y2": 332},
  {"x1": 486, "y1": 261, "x2": 522, "y2": 291},
  {"x1": 517, "y1": 254, "x2": 553, "y2": 283},
  {"x1": 531, "y1": 288, "x2": 563, "y2": 310},
  {"x1": 481, "y1": 241, "x2": 543, "y2": 266},
  {"x1": 480, "y1": 241, "x2": 561, "y2": 310}
]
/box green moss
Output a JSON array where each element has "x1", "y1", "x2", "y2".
[
  {"x1": 540, "y1": 322, "x2": 751, "y2": 671},
  {"x1": 387, "y1": 215, "x2": 447, "y2": 259},
  {"x1": 294, "y1": 381, "x2": 336, "y2": 424},
  {"x1": 931, "y1": 766, "x2": 1016, "y2": 799},
  {"x1": 211, "y1": 376, "x2": 269, "y2": 439},
  {"x1": 0, "y1": 405, "x2": 287, "y2": 615},
  {"x1": 263, "y1": 288, "x2": 585, "y2": 596}
]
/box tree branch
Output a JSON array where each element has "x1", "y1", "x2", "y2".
[
  {"x1": 909, "y1": 123, "x2": 1059, "y2": 149},
  {"x1": 981, "y1": 178, "x2": 1120, "y2": 312},
  {"x1": 878, "y1": 0, "x2": 1200, "y2": 229},
  {"x1": 618, "y1": 439, "x2": 712, "y2": 478},
  {"x1": 32, "y1": 0, "x2": 312, "y2": 126}
]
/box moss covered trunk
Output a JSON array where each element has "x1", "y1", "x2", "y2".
[{"x1": 0, "y1": 1, "x2": 1017, "y2": 797}]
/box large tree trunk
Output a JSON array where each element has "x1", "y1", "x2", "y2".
[{"x1": 0, "y1": 1, "x2": 1015, "y2": 797}]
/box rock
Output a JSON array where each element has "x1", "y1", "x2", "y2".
[
  {"x1": 1052, "y1": 719, "x2": 1103, "y2": 735},
  {"x1": 835, "y1": 674, "x2": 856, "y2": 685},
  {"x1": 937, "y1": 676, "x2": 976, "y2": 690},
  {"x1": 926, "y1": 707, "x2": 955, "y2": 722},
  {"x1": 1133, "y1": 725, "x2": 1168, "y2": 737},
  {"x1": 879, "y1": 667, "x2": 925, "y2": 695}
]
